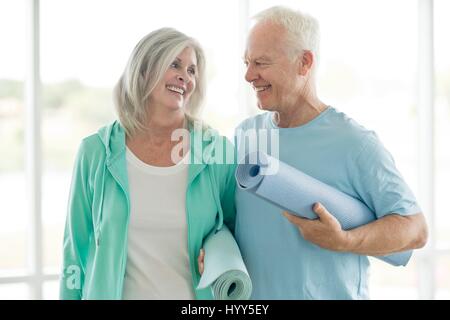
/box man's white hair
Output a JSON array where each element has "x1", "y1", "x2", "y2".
[
  {"x1": 113, "y1": 27, "x2": 206, "y2": 137},
  {"x1": 253, "y1": 6, "x2": 320, "y2": 64}
]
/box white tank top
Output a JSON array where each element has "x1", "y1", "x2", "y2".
[{"x1": 122, "y1": 146, "x2": 194, "y2": 299}]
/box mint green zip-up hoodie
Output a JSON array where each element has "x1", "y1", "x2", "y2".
[{"x1": 59, "y1": 121, "x2": 237, "y2": 300}]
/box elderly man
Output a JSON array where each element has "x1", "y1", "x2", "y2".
[{"x1": 234, "y1": 6, "x2": 428, "y2": 299}]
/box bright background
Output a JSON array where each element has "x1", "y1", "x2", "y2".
[{"x1": 0, "y1": 0, "x2": 449, "y2": 299}]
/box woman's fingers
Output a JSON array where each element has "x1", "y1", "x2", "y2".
[{"x1": 198, "y1": 248, "x2": 205, "y2": 275}]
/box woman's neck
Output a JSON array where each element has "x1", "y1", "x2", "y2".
[{"x1": 125, "y1": 110, "x2": 189, "y2": 166}]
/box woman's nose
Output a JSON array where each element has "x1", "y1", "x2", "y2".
[{"x1": 177, "y1": 69, "x2": 191, "y2": 83}]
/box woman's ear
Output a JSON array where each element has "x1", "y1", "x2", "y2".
[{"x1": 298, "y1": 50, "x2": 314, "y2": 76}]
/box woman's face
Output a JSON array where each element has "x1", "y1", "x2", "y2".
[{"x1": 149, "y1": 46, "x2": 197, "y2": 113}]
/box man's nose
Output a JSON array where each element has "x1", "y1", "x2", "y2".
[{"x1": 244, "y1": 65, "x2": 257, "y2": 83}]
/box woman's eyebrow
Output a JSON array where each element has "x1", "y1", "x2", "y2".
[{"x1": 174, "y1": 57, "x2": 197, "y2": 68}]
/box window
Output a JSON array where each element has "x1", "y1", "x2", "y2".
[
  {"x1": 0, "y1": 0, "x2": 28, "y2": 290},
  {"x1": 1, "y1": 0, "x2": 447, "y2": 300},
  {"x1": 434, "y1": 0, "x2": 450, "y2": 299}
]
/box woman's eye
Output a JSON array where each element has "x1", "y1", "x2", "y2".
[
  {"x1": 188, "y1": 68, "x2": 196, "y2": 75},
  {"x1": 171, "y1": 62, "x2": 179, "y2": 68}
]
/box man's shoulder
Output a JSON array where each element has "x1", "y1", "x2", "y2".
[
  {"x1": 326, "y1": 108, "x2": 377, "y2": 147},
  {"x1": 327, "y1": 108, "x2": 368, "y2": 133}
]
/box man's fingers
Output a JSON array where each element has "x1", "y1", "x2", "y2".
[
  {"x1": 313, "y1": 202, "x2": 342, "y2": 229},
  {"x1": 283, "y1": 211, "x2": 307, "y2": 227},
  {"x1": 313, "y1": 202, "x2": 332, "y2": 221}
]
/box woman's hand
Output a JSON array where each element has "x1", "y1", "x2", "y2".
[{"x1": 198, "y1": 248, "x2": 205, "y2": 275}]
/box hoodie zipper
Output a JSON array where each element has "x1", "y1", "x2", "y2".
[
  {"x1": 105, "y1": 160, "x2": 130, "y2": 300},
  {"x1": 95, "y1": 163, "x2": 107, "y2": 247},
  {"x1": 207, "y1": 166, "x2": 224, "y2": 232},
  {"x1": 185, "y1": 183, "x2": 196, "y2": 296}
]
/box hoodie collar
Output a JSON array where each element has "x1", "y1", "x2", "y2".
[
  {"x1": 186, "y1": 121, "x2": 219, "y2": 185},
  {"x1": 97, "y1": 120, "x2": 219, "y2": 186},
  {"x1": 96, "y1": 121, "x2": 129, "y2": 196},
  {"x1": 97, "y1": 120, "x2": 125, "y2": 164}
]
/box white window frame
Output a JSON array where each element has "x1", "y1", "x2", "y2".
[
  {"x1": 0, "y1": 0, "x2": 58, "y2": 300},
  {"x1": 415, "y1": 0, "x2": 450, "y2": 300},
  {"x1": 0, "y1": 0, "x2": 448, "y2": 300}
]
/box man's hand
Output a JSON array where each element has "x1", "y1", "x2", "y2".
[
  {"x1": 283, "y1": 202, "x2": 350, "y2": 252},
  {"x1": 198, "y1": 248, "x2": 205, "y2": 275}
]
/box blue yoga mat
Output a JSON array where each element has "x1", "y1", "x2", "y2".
[
  {"x1": 197, "y1": 225, "x2": 252, "y2": 300},
  {"x1": 235, "y1": 151, "x2": 413, "y2": 266}
]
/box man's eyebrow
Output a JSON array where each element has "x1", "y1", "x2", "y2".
[{"x1": 243, "y1": 55, "x2": 271, "y2": 61}]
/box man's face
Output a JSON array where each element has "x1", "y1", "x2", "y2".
[{"x1": 244, "y1": 22, "x2": 302, "y2": 112}]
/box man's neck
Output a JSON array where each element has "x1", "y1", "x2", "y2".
[{"x1": 274, "y1": 96, "x2": 328, "y2": 128}]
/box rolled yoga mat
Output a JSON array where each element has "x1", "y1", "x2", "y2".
[
  {"x1": 235, "y1": 151, "x2": 413, "y2": 267},
  {"x1": 197, "y1": 224, "x2": 252, "y2": 299}
]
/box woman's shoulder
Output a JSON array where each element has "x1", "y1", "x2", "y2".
[
  {"x1": 75, "y1": 122, "x2": 118, "y2": 164},
  {"x1": 78, "y1": 132, "x2": 106, "y2": 156},
  {"x1": 79, "y1": 120, "x2": 122, "y2": 154},
  {"x1": 189, "y1": 119, "x2": 233, "y2": 151},
  {"x1": 198, "y1": 128, "x2": 236, "y2": 165}
]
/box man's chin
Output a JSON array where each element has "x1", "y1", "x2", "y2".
[{"x1": 257, "y1": 101, "x2": 274, "y2": 111}]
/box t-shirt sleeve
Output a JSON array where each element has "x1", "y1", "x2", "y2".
[{"x1": 349, "y1": 132, "x2": 422, "y2": 218}]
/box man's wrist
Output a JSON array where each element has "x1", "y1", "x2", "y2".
[{"x1": 339, "y1": 230, "x2": 355, "y2": 252}]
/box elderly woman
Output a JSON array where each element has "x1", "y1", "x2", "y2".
[{"x1": 59, "y1": 28, "x2": 236, "y2": 300}]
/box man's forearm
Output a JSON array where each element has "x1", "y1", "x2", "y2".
[{"x1": 344, "y1": 213, "x2": 428, "y2": 256}]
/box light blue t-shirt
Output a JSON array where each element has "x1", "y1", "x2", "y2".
[{"x1": 234, "y1": 107, "x2": 421, "y2": 300}]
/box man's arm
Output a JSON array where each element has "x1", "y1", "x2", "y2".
[{"x1": 283, "y1": 202, "x2": 428, "y2": 255}]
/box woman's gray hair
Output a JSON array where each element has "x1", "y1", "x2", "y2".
[
  {"x1": 253, "y1": 6, "x2": 320, "y2": 64},
  {"x1": 113, "y1": 27, "x2": 206, "y2": 136}
]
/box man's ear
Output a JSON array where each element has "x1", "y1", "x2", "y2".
[{"x1": 298, "y1": 50, "x2": 314, "y2": 76}]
